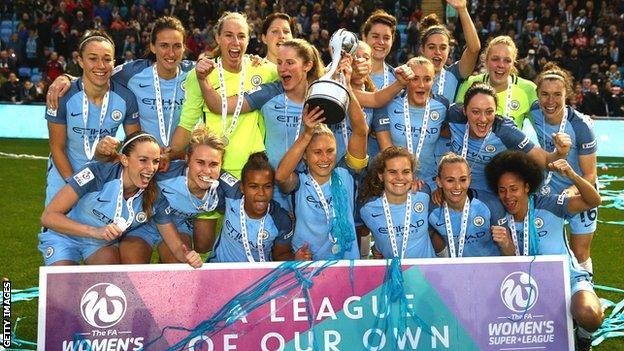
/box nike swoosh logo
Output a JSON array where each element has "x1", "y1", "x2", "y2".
[
  {"x1": 394, "y1": 109, "x2": 402, "y2": 114},
  {"x1": 274, "y1": 104, "x2": 285, "y2": 109},
  {"x1": 371, "y1": 213, "x2": 384, "y2": 218},
  {"x1": 162, "y1": 188, "x2": 175, "y2": 194},
  {"x1": 96, "y1": 197, "x2": 110, "y2": 203},
  {"x1": 436, "y1": 221, "x2": 445, "y2": 227},
  {"x1": 139, "y1": 83, "x2": 151, "y2": 88},
  {"x1": 71, "y1": 112, "x2": 81, "y2": 117}
]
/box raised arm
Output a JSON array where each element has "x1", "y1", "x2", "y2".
[
  {"x1": 549, "y1": 159, "x2": 601, "y2": 213},
  {"x1": 342, "y1": 58, "x2": 369, "y2": 165},
  {"x1": 527, "y1": 132, "x2": 571, "y2": 168},
  {"x1": 196, "y1": 57, "x2": 252, "y2": 114},
  {"x1": 564, "y1": 153, "x2": 597, "y2": 196},
  {"x1": 354, "y1": 64, "x2": 414, "y2": 108},
  {"x1": 275, "y1": 105, "x2": 325, "y2": 194},
  {"x1": 448, "y1": 0, "x2": 481, "y2": 78}
]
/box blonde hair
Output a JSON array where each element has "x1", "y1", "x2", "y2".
[
  {"x1": 406, "y1": 55, "x2": 435, "y2": 71},
  {"x1": 187, "y1": 124, "x2": 227, "y2": 157},
  {"x1": 310, "y1": 123, "x2": 335, "y2": 140},
  {"x1": 482, "y1": 36, "x2": 518, "y2": 75},
  {"x1": 437, "y1": 152, "x2": 470, "y2": 178},
  {"x1": 355, "y1": 41, "x2": 376, "y2": 92},
  {"x1": 209, "y1": 12, "x2": 250, "y2": 59}
]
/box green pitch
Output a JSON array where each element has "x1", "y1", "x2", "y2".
[{"x1": 0, "y1": 138, "x2": 622, "y2": 349}]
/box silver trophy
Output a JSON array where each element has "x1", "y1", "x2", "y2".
[{"x1": 306, "y1": 28, "x2": 358, "y2": 124}]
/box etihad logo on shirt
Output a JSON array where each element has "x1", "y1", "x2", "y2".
[
  {"x1": 72, "y1": 126, "x2": 119, "y2": 139},
  {"x1": 140, "y1": 97, "x2": 184, "y2": 107},
  {"x1": 305, "y1": 195, "x2": 333, "y2": 210},
  {"x1": 394, "y1": 123, "x2": 439, "y2": 135},
  {"x1": 450, "y1": 140, "x2": 494, "y2": 163},
  {"x1": 276, "y1": 114, "x2": 302, "y2": 126},
  {"x1": 378, "y1": 222, "x2": 425, "y2": 235},
  {"x1": 224, "y1": 219, "x2": 265, "y2": 249}
]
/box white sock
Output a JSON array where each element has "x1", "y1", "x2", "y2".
[
  {"x1": 436, "y1": 247, "x2": 449, "y2": 258},
  {"x1": 579, "y1": 258, "x2": 593, "y2": 274}
]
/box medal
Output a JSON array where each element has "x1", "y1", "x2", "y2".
[
  {"x1": 217, "y1": 57, "x2": 247, "y2": 142},
  {"x1": 239, "y1": 195, "x2": 269, "y2": 262},
  {"x1": 81, "y1": 83, "x2": 110, "y2": 160},
  {"x1": 381, "y1": 192, "x2": 412, "y2": 259},
  {"x1": 443, "y1": 197, "x2": 470, "y2": 258},
  {"x1": 403, "y1": 95, "x2": 430, "y2": 159},
  {"x1": 508, "y1": 213, "x2": 530, "y2": 256},
  {"x1": 331, "y1": 243, "x2": 341, "y2": 255},
  {"x1": 153, "y1": 64, "x2": 179, "y2": 146},
  {"x1": 113, "y1": 170, "x2": 144, "y2": 233}
]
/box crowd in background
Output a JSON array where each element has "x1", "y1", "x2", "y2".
[{"x1": 0, "y1": 0, "x2": 624, "y2": 115}]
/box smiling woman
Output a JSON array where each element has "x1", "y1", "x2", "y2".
[
  {"x1": 44, "y1": 30, "x2": 140, "y2": 207},
  {"x1": 39, "y1": 131, "x2": 202, "y2": 268},
  {"x1": 171, "y1": 11, "x2": 278, "y2": 180},
  {"x1": 192, "y1": 38, "x2": 324, "y2": 213},
  {"x1": 456, "y1": 36, "x2": 537, "y2": 129},
  {"x1": 358, "y1": 147, "x2": 436, "y2": 259},
  {"x1": 362, "y1": 10, "x2": 397, "y2": 89}
]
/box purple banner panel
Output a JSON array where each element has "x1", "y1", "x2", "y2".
[{"x1": 38, "y1": 256, "x2": 573, "y2": 351}]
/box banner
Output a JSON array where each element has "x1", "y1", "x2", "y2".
[{"x1": 38, "y1": 256, "x2": 573, "y2": 350}]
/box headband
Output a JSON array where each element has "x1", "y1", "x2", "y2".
[
  {"x1": 542, "y1": 73, "x2": 565, "y2": 81},
  {"x1": 422, "y1": 27, "x2": 449, "y2": 41},
  {"x1": 79, "y1": 35, "x2": 114, "y2": 52},
  {"x1": 120, "y1": 133, "x2": 158, "y2": 154}
]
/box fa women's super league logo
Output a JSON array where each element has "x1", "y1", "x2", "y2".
[
  {"x1": 500, "y1": 272, "x2": 539, "y2": 313},
  {"x1": 80, "y1": 283, "x2": 128, "y2": 329}
]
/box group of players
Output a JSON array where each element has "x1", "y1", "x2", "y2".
[{"x1": 38, "y1": 1, "x2": 603, "y2": 348}]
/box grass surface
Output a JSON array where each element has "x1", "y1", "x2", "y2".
[{"x1": 1, "y1": 138, "x2": 623, "y2": 349}]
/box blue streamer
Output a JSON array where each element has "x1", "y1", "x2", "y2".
[
  {"x1": 507, "y1": 256, "x2": 538, "y2": 322},
  {"x1": 10, "y1": 317, "x2": 37, "y2": 349},
  {"x1": 11, "y1": 287, "x2": 39, "y2": 302},
  {"x1": 330, "y1": 170, "x2": 355, "y2": 258},
  {"x1": 370, "y1": 258, "x2": 431, "y2": 350},
  {"x1": 592, "y1": 295, "x2": 624, "y2": 346},
  {"x1": 139, "y1": 260, "x2": 338, "y2": 351},
  {"x1": 528, "y1": 195, "x2": 540, "y2": 255}
]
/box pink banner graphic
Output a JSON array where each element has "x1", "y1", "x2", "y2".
[{"x1": 38, "y1": 256, "x2": 573, "y2": 350}]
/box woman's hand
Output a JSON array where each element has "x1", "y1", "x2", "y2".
[
  {"x1": 196, "y1": 57, "x2": 217, "y2": 81},
  {"x1": 294, "y1": 242, "x2": 312, "y2": 261},
  {"x1": 92, "y1": 223, "x2": 124, "y2": 241}
]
